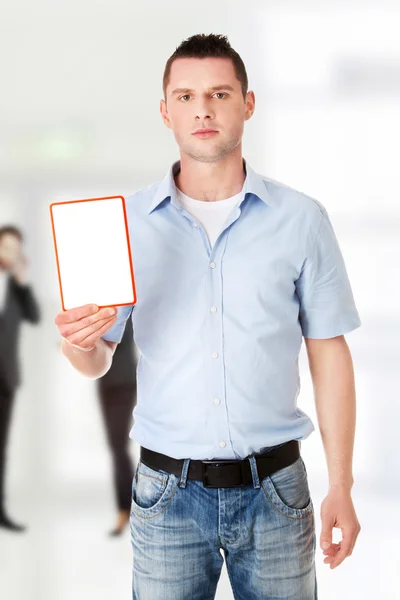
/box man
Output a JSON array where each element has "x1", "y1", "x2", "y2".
[
  {"x1": 0, "y1": 225, "x2": 40, "y2": 532},
  {"x1": 55, "y1": 33, "x2": 361, "y2": 599}
]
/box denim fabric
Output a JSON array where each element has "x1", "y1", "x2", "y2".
[{"x1": 130, "y1": 452, "x2": 317, "y2": 599}]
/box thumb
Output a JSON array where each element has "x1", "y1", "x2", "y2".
[{"x1": 320, "y1": 525, "x2": 333, "y2": 550}]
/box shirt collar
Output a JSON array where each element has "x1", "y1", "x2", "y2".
[{"x1": 148, "y1": 158, "x2": 274, "y2": 214}]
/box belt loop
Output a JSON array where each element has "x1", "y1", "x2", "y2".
[
  {"x1": 248, "y1": 455, "x2": 261, "y2": 489},
  {"x1": 179, "y1": 458, "x2": 191, "y2": 488}
]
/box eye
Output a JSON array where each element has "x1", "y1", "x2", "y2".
[
  {"x1": 180, "y1": 95, "x2": 191, "y2": 102},
  {"x1": 213, "y1": 92, "x2": 227, "y2": 99}
]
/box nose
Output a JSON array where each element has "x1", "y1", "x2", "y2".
[{"x1": 195, "y1": 98, "x2": 215, "y2": 121}]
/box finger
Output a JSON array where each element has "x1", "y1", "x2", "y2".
[
  {"x1": 74, "y1": 315, "x2": 118, "y2": 349},
  {"x1": 323, "y1": 543, "x2": 340, "y2": 555},
  {"x1": 71, "y1": 307, "x2": 117, "y2": 337},
  {"x1": 67, "y1": 315, "x2": 117, "y2": 347},
  {"x1": 55, "y1": 304, "x2": 99, "y2": 326},
  {"x1": 323, "y1": 543, "x2": 340, "y2": 556},
  {"x1": 320, "y1": 521, "x2": 334, "y2": 551},
  {"x1": 59, "y1": 307, "x2": 117, "y2": 337},
  {"x1": 330, "y1": 535, "x2": 353, "y2": 569},
  {"x1": 323, "y1": 544, "x2": 341, "y2": 563}
]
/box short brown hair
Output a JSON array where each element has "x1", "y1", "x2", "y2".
[
  {"x1": 0, "y1": 225, "x2": 24, "y2": 243},
  {"x1": 163, "y1": 33, "x2": 248, "y2": 100}
]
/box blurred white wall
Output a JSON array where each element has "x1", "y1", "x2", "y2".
[{"x1": 0, "y1": 1, "x2": 399, "y2": 599}]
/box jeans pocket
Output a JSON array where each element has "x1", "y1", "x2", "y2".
[
  {"x1": 131, "y1": 459, "x2": 177, "y2": 517},
  {"x1": 261, "y1": 457, "x2": 313, "y2": 520}
]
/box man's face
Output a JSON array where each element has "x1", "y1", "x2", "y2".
[
  {"x1": 0, "y1": 234, "x2": 22, "y2": 269},
  {"x1": 160, "y1": 57, "x2": 255, "y2": 164}
]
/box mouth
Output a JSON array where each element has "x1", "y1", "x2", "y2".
[{"x1": 192, "y1": 129, "x2": 219, "y2": 138}]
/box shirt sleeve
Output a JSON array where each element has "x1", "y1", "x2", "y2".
[
  {"x1": 101, "y1": 304, "x2": 134, "y2": 343},
  {"x1": 296, "y1": 204, "x2": 361, "y2": 339}
]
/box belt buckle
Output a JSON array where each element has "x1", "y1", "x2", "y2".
[{"x1": 201, "y1": 460, "x2": 245, "y2": 488}]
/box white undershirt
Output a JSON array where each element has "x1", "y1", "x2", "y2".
[
  {"x1": 176, "y1": 187, "x2": 244, "y2": 247},
  {"x1": 0, "y1": 270, "x2": 9, "y2": 312}
]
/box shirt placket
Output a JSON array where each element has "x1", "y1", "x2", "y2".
[
  {"x1": 204, "y1": 207, "x2": 242, "y2": 457},
  {"x1": 180, "y1": 204, "x2": 243, "y2": 457}
]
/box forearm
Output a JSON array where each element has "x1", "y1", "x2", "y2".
[
  {"x1": 13, "y1": 281, "x2": 41, "y2": 323},
  {"x1": 306, "y1": 336, "x2": 356, "y2": 491},
  {"x1": 61, "y1": 337, "x2": 113, "y2": 379}
]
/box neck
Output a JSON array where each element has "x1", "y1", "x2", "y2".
[{"x1": 175, "y1": 147, "x2": 246, "y2": 202}]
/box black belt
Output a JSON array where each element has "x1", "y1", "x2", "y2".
[{"x1": 140, "y1": 440, "x2": 300, "y2": 488}]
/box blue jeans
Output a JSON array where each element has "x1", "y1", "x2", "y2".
[{"x1": 130, "y1": 447, "x2": 317, "y2": 599}]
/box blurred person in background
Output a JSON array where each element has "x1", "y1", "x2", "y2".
[
  {"x1": 96, "y1": 315, "x2": 137, "y2": 537},
  {"x1": 0, "y1": 225, "x2": 40, "y2": 532},
  {"x1": 55, "y1": 33, "x2": 362, "y2": 600}
]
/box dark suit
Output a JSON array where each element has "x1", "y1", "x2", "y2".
[
  {"x1": 0, "y1": 274, "x2": 40, "y2": 516},
  {"x1": 96, "y1": 315, "x2": 137, "y2": 511}
]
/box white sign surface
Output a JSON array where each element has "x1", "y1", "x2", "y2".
[{"x1": 50, "y1": 196, "x2": 136, "y2": 310}]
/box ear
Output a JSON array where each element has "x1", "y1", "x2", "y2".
[
  {"x1": 160, "y1": 99, "x2": 172, "y2": 129},
  {"x1": 244, "y1": 90, "x2": 255, "y2": 121}
]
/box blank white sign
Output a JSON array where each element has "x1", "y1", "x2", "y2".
[{"x1": 50, "y1": 196, "x2": 136, "y2": 310}]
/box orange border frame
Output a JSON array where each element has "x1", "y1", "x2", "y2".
[{"x1": 49, "y1": 195, "x2": 137, "y2": 312}]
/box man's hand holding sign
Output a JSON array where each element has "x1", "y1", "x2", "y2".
[{"x1": 50, "y1": 196, "x2": 136, "y2": 376}]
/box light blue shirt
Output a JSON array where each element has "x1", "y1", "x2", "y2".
[{"x1": 102, "y1": 159, "x2": 361, "y2": 460}]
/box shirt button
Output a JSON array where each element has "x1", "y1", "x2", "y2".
[
  {"x1": 211, "y1": 352, "x2": 219, "y2": 359},
  {"x1": 219, "y1": 441, "x2": 226, "y2": 448},
  {"x1": 210, "y1": 306, "x2": 217, "y2": 313},
  {"x1": 193, "y1": 223, "x2": 198, "y2": 227},
  {"x1": 210, "y1": 262, "x2": 216, "y2": 269},
  {"x1": 213, "y1": 398, "x2": 221, "y2": 405}
]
